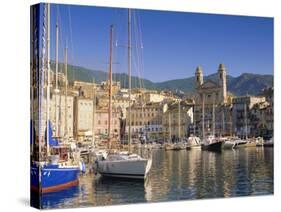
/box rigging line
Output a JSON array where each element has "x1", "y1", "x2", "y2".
[
  {"x1": 114, "y1": 9, "x2": 123, "y2": 86},
  {"x1": 133, "y1": 12, "x2": 141, "y2": 89},
  {"x1": 135, "y1": 13, "x2": 144, "y2": 88},
  {"x1": 67, "y1": 6, "x2": 75, "y2": 82},
  {"x1": 131, "y1": 12, "x2": 139, "y2": 89},
  {"x1": 133, "y1": 11, "x2": 144, "y2": 91},
  {"x1": 137, "y1": 12, "x2": 145, "y2": 90},
  {"x1": 57, "y1": 5, "x2": 66, "y2": 78}
]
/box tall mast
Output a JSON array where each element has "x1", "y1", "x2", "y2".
[
  {"x1": 202, "y1": 94, "x2": 205, "y2": 139},
  {"x1": 30, "y1": 5, "x2": 35, "y2": 156},
  {"x1": 212, "y1": 102, "x2": 215, "y2": 136},
  {"x1": 222, "y1": 106, "x2": 225, "y2": 136},
  {"x1": 39, "y1": 3, "x2": 47, "y2": 159},
  {"x1": 92, "y1": 78, "x2": 96, "y2": 147},
  {"x1": 178, "y1": 100, "x2": 181, "y2": 140},
  {"x1": 46, "y1": 3, "x2": 51, "y2": 156},
  {"x1": 64, "y1": 47, "x2": 68, "y2": 142},
  {"x1": 108, "y1": 25, "x2": 113, "y2": 149},
  {"x1": 244, "y1": 103, "x2": 248, "y2": 139},
  {"x1": 193, "y1": 101, "x2": 196, "y2": 136},
  {"x1": 168, "y1": 111, "x2": 171, "y2": 142},
  {"x1": 55, "y1": 17, "x2": 59, "y2": 137},
  {"x1": 128, "y1": 9, "x2": 132, "y2": 153}
]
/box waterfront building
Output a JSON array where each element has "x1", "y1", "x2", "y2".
[
  {"x1": 126, "y1": 102, "x2": 164, "y2": 139},
  {"x1": 50, "y1": 69, "x2": 66, "y2": 88},
  {"x1": 232, "y1": 95, "x2": 266, "y2": 137},
  {"x1": 49, "y1": 91, "x2": 74, "y2": 138},
  {"x1": 100, "y1": 80, "x2": 121, "y2": 96},
  {"x1": 162, "y1": 100, "x2": 193, "y2": 140},
  {"x1": 73, "y1": 97, "x2": 94, "y2": 141},
  {"x1": 143, "y1": 91, "x2": 167, "y2": 103},
  {"x1": 95, "y1": 106, "x2": 121, "y2": 139},
  {"x1": 70, "y1": 80, "x2": 97, "y2": 99},
  {"x1": 250, "y1": 101, "x2": 273, "y2": 137},
  {"x1": 194, "y1": 64, "x2": 232, "y2": 137}
]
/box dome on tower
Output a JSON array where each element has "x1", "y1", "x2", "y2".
[
  {"x1": 218, "y1": 63, "x2": 226, "y2": 70},
  {"x1": 195, "y1": 66, "x2": 203, "y2": 74}
]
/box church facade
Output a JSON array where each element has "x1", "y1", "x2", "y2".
[{"x1": 193, "y1": 64, "x2": 232, "y2": 137}]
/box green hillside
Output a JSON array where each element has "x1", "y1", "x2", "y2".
[{"x1": 50, "y1": 62, "x2": 273, "y2": 96}]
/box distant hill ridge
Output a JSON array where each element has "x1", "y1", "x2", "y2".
[{"x1": 50, "y1": 62, "x2": 273, "y2": 96}]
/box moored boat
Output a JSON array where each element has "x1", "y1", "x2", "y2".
[
  {"x1": 96, "y1": 151, "x2": 152, "y2": 179},
  {"x1": 201, "y1": 135, "x2": 224, "y2": 152},
  {"x1": 95, "y1": 21, "x2": 152, "y2": 180},
  {"x1": 186, "y1": 136, "x2": 201, "y2": 149},
  {"x1": 31, "y1": 4, "x2": 80, "y2": 194},
  {"x1": 263, "y1": 137, "x2": 273, "y2": 147},
  {"x1": 31, "y1": 161, "x2": 80, "y2": 193}
]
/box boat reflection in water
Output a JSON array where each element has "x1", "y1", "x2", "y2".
[{"x1": 42, "y1": 148, "x2": 273, "y2": 209}]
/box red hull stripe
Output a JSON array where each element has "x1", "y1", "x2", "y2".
[{"x1": 31, "y1": 180, "x2": 79, "y2": 193}]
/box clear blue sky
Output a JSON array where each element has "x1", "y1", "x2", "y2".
[{"x1": 49, "y1": 4, "x2": 273, "y2": 82}]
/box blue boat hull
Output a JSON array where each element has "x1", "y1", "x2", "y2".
[{"x1": 31, "y1": 164, "x2": 80, "y2": 193}]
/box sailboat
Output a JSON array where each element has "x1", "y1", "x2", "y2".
[
  {"x1": 174, "y1": 100, "x2": 186, "y2": 150},
  {"x1": 31, "y1": 4, "x2": 80, "y2": 193},
  {"x1": 165, "y1": 111, "x2": 175, "y2": 151},
  {"x1": 201, "y1": 96, "x2": 224, "y2": 152},
  {"x1": 186, "y1": 101, "x2": 201, "y2": 149},
  {"x1": 234, "y1": 103, "x2": 257, "y2": 148},
  {"x1": 96, "y1": 16, "x2": 152, "y2": 180}
]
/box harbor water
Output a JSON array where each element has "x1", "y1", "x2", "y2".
[{"x1": 39, "y1": 147, "x2": 273, "y2": 209}]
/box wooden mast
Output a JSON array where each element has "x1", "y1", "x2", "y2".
[
  {"x1": 244, "y1": 103, "x2": 248, "y2": 139},
  {"x1": 55, "y1": 14, "x2": 59, "y2": 137},
  {"x1": 108, "y1": 25, "x2": 113, "y2": 150},
  {"x1": 128, "y1": 9, "x2": 132, "y2": 153},
  {"x1": 168, "y1": 112, "x2": 172, "y2": 142},
  {"x1": 202, "y1": 94, "x2": 205, "y2": 139},
  {"x1": 46, "y1": 3, "x2": 50, "y2": 156},
  {"x1": 212, "y1": 101, "x2": 215, "y2": 136},
  {"x1": 193, "y1": 100, "x2": 196, "y2": 136},
  {"x1": 64, "y1": 47, "x2": 68, "y2": 142},
  {"x1": 92, "y1": 78, "x2": 96, "y2": 147},
  {"x1": 178, "y1": 100, "x2": 181, "y2": 141}
]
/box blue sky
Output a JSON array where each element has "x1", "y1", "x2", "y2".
[{"x1": 49, "y1": 4, "x2": 273, "y2": 82}]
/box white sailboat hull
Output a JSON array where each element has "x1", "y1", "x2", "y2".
[{"x1": 97, "y1": 156, "x2": 152, "y2": 179}]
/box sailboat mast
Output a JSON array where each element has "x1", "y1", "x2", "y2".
[
  {"x1": 55, "y1": 18, "x2": 59, "y2": 137},
  {"x1": 193, "y1": 101, "x2": 196, "y2": 136},
  {"x1": 46, "y1": 3, "x2": 51, "y2": 157},
  {"x1": 222, "y1": 107, "x2": 225, "y2": 136},
  {"x1": 92, "y1": 78, "x2": 96, "y2": 147},
  {"x1": 178, "y1": 100, "x2": 181, "y2": 140},
  {"x1": 30, "y1": 6, "x2": 35, "y2": 156},
  {"x1": 168, "y1": 112, "x2": 171, "y2": 142},
  {"x1": 212, "y1": 102, "x2": 215, "y2": 136},
  {"x1": 128, "y1": 9, "x2": 132, "y2": 152},
  {"x1": 202, "y1": 94, "x2": 205, "y2": 139},
  {"x1": 244, "y1": 103, "x2": 248, "y2": 139},
  {"x1": 108, "y1": 25, "x2": 113, "y2": 149},
  {"x1": 64, "y1": 47, "x2": 68, "y2": 142}
]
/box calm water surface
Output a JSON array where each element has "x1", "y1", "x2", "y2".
[{"x1": 40, "y1": 147, "x2": 273, "y2": 209}]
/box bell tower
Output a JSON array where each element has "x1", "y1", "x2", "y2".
[
  {"x1": 195, "y1": 66, "x2": 203, "y2": 88},
  {"x1": 218, "y1": 63, "x2": 227, "y2": 103}
]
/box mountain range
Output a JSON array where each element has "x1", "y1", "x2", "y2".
[{"x1": 50, "y1": 62, "x2": 273, "y2": 96}]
